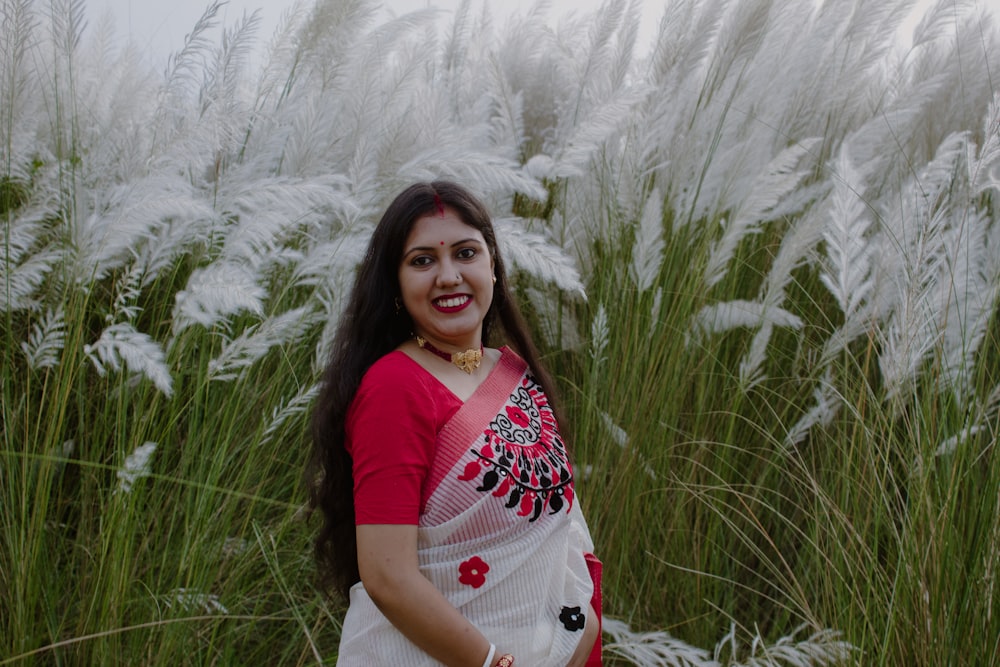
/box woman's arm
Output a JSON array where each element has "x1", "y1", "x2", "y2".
[
  {"x1": 356, "y1": 523, "x2": 501, "y2": 667},
  {"x1": 566, "y1": 604, "x2": 598, "y2": 667}
]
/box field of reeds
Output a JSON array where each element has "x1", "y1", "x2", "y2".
[{"x1": 3, "y1": 0, "x2": 998, "y2": 664}]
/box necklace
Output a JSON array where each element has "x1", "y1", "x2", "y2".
[{"x1": 416, "y1": 336, "x2": 483, "y2": 374}]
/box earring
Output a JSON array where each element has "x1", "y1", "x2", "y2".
[
  {"x1": 394, "y1": 296, "x2": 402, "y2": 314},
  {"x1": 492, "y1": 275, "x2": 497, "y2": 284}
]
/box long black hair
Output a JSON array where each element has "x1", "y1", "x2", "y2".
[{"x1": 308, "y1": 181, "x2": 564, "y2": 599}]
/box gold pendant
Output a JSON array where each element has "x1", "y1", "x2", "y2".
[{"x1": 452, "y1": 348, "x2": 482, "y2": 374}]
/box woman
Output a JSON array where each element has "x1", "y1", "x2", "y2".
[{"x1": 310, "y1": 181, "x2": 601, "y2": 666}]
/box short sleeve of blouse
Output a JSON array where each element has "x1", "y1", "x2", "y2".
[{"x1": 346, "y1": 351, "x2": 461, "y2": 525}]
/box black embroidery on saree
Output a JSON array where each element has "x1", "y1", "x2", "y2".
[
  {"x1": 457, "y1": 374, "x2": 574, "y2": 521},
  {"x1": 559, "y1": 606, "x2": 586, "y2": 631}
]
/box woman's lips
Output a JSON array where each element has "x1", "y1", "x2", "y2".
[{"x1": 433, "y1": 294, "x2": 472, "y2": 312}]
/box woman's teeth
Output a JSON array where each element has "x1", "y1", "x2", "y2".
[{"x1": 436, "y1": 296, "x2": 469, "y2": 308}]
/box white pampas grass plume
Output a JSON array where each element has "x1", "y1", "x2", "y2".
[
  {"x1": 721, "y1": 623, "x2": 854, "y2": 666},
  {"x1": 208, "y1": 306, "x2": 317, "y2": 382},
  {"x1": 599, "y1": 410, "x2": 656, "y2": 480},
  {"x1": 937, "y1": 208, "x2": 998, "y2": 404},
  {"x1": 110, "y1": 263, "x2": 144, "y2": 324},
  {"x1": 0, "y1": 210, "x2": 62, "y2": 312},
  {"x1": 66, "y1": 175, "x2": 222, "y2": 284},
  {"x1": 986, "y1": 382, "x2": 1000, "y2": 419},
  {"x1": 133, "y1": 197, "x2": 221, "y2": 285},
  {"x1": 691, "y1": 300, "x2": 802, "y2": 340},
  {"x1": 692, "y1": 297, "x2": 802, "y2": 388},
  {"x1": 649, "y1": 286, "x2": 664, "y2": 339},
  {"x1": 877, "y1": 133, "x2": 965, "y2": 402},
  {"x1": 630, "y1": 187, "x2": 665, "y2": 292},
  {"x1": 172, "y1": 262, "x2": 268, "y2": 336},
  {"x1": 523, "y1": 286, "x2": 583, "y2": 352},
  {"x1": 163, "y1": 588, "x2": 229, "y2": 615},
  {"x1": 1, "y1": 209, "x2": 47, "y2": 269},
  {"x1": 599, "y1": 410, "x2": 628, "y2": 448},
  {"x1": 935, "y1": 425, "x2": 983, "y2": 458},
  {"x1": 736, "y1": 168, "x2": 826, "y2": 391},
  {"x1": 295, "y1": 232, "x2": 372, "y2": 360},
  {"x1": 602, "y1": 617, "x2": 715, "y2": 666},
  {"x1": 84, "y1": 324, "x2": 173, "y2": 396},
  {"x1": 398, "y1": 146, "x2": 548, "y2": 203},
  {"x1": 20, "y1": 307, "x2": 66, "y2": 370},
  {"x1": 738, "y1": 322, "x2": 772, "y2": 390},
  {"x1": 590, "y1": 303, "x2": 609, "y2": 365},
  {"x1": 935, "y1": 383, "x2": 1000, "y2": 457},
  {"x1": 71, "y1": 194, "x2": 158, "y2": 284},
  {"x1": 970, "y1": 92, "x2": 999, "y2": 197},
  {"x1": 784, "y1": 369, "x2": 841, "y2": 449},
  {"x1": 704, "y1": 141, "x2": 817, "y2": 289},
  {"x1": 493, "y1": 218, "x2": 586, "y2": 298},
  {"x1": 221, "y1": 536, "x2": 249, "y2": 557},
  {"x1": 820, "y1": 145, "x2": 874, "y2": 318},
  {"x1": 292, "y1": 232, "x2": 371, "y2": 294},
  {"x1": 551, "y1": 88, "x2": 647, "y2": 179},
  {"x1": 877, "y1": 256, "x2": 942, "y2": 404},
  {"x1": 926, "y1": 100, "x2": 1000, "y2": 403},
  {"x1": 116, "y1": 441, "x2": 157, "y2": 494},
  {"x1": 0, "y1": 0, "x2": 37, "y2": 154},
  {"x1": 819, "y1": 311, "x2": 876, "y2": 368},
  {"x1": 158, "y1": 1, "x2": 223, "y2": 123},
  {"x1": 217, "y1": 176, "x2": 356, "y2": 266},
  {"x1": 259, "y1": 383, "x2": 321, "y2": 447},
  {"x1": 525, "y1": 154, "x2": 555, "y2": 180}
]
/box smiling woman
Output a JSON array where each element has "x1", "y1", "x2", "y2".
[{"x1": 309, "y1": 181, "x2": 603, "y2": 666}]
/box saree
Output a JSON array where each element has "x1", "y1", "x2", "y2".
[{"x1": 337, "y1": 347, "x2": 600, "y2": 666}]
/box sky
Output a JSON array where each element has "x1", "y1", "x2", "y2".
[{"x1": 94, "y1": 0, "x2": 668, "y2": 67}]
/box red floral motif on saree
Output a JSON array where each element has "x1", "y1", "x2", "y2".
[
  {"x1": 458, "y1": 556, "x2": 490, "y2": 588},
  {"x1": 457, "y1": 374, "x2": 574, "y2": 521}
]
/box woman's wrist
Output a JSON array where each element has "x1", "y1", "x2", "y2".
[
  {"x1": 493, "y1": 654, "x2": 514, "y2": 667},
  {"x1": 480, "y1": 644, "x2": 496, "y2": 667}
]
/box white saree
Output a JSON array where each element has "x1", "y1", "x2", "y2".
[{"x1": 337, "y1": 348, "x2": 599, "y2": 666}]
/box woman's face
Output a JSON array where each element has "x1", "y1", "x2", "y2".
[{"x1": 398, "y1": 207, "x2": 494, "y2": 351}]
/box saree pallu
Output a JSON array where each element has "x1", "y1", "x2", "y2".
[{"x1": 338, "y1": 348, "x2": 600, "y2": 666}]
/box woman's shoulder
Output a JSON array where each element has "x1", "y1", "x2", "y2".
[
  {"x1": 358, "y1": 349, "x2": 428, "y2": 393},
  {"x1": 497, "y1": 345, "x2": 522, "y2": 362},
  {"x1": 349, "y1": 351, "x2": 434, "y2": 421},
  {"x1": 348, "y1": 349, "x2": 461, "y2": 434},
  {"x1": 495, "y1": 345, "x2": 529, "y2": 375},
  {"x1": 365, "y1": 348, "x2": 416, "y2": 375}
]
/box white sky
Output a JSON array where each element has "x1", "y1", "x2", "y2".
[
  {"x1": 94, "y1": 0, "x2": 668, "y2": 67},
  {"x1": 91, "y1": 0, "x2": 985, "y2": 73}
]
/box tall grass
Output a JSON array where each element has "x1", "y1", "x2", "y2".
[{"x1": 2, "y1": 0, "x2": 998, "y2": 664}]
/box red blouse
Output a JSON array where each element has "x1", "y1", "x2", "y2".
[{"x1": 345, "y1": 351, "x2": 462, "y2": 525}]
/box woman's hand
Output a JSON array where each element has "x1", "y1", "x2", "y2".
[
  {"x1": 566, "y1": 604, "x2": 599, "y2": 667},
  {"x1": 357, "y1": 524, "x2": 494, "y2": 667}
]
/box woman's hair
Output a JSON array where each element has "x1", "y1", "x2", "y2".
[{"x1": 309, "y1": 180, "x2": 562, "y2": 599}]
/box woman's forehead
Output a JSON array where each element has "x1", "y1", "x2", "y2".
[{"x1": 406, "y1": 209, "x2": 486, "y2": 244}]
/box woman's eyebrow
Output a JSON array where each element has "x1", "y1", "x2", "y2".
[
  {"x1": 450, "y1": 237, "x2": 484, "y2": 247},
  {"x1": 402, "y1": 238, "x2": 483, "y2": 256}
]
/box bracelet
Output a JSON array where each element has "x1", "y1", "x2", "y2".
[
  {"x1": 495, "y1": 655, "x2": 514, "y2": 667},
  {"x1": 481, "y1": 644, "x2": 496, "y2": 667}
]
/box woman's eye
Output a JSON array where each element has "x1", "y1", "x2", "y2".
[
  {"x1": 456, "y1": 247, "x2": 476, "y2": 259},
  {"x1": 411, "y1": 256, "x2": 432, "y2": 266}
]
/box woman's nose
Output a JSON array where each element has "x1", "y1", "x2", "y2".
[{"x1": 436, "y1": 261, "x2": 462, "y2": 287}]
